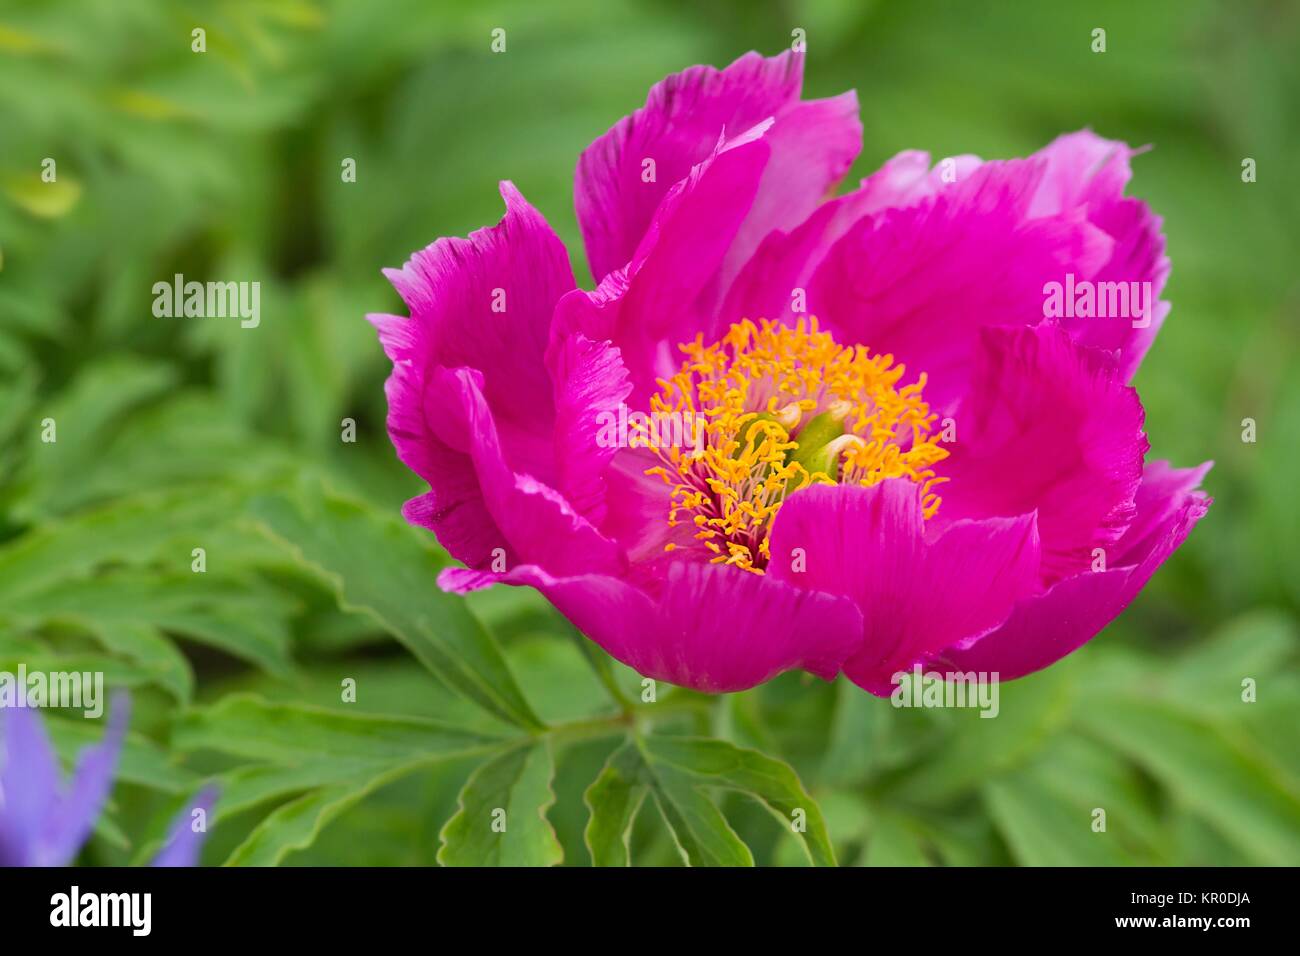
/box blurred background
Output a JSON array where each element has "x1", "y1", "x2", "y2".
[{"x1": 0, "y1": 0, "x2": 1296, "y2": 866}]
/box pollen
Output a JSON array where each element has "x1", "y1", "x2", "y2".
[{"x1": 633, "y1": 317, "x2": 949, "y2": 573}]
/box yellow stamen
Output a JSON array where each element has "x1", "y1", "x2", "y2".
[{"x1": 633, "y1": 317, "x2": 949, "y2": 573}]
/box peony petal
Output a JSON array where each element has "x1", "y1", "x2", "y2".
[
  {"x1": 381, "y1": 319, "x2": 511, "y2": 571},
  {"x1": 557, "y1": 122, "x2": 773, "y2": 404},
  {"x1": 547, "y1": 333, "x2": 632, "y2": 526},
  {"x1": 596, "y1": 446, "x2": 686, "y2": 562},
  {"x1": 854, "y1": 150, "x2": 984, "y2": 211},
  {"x1": 1063, "y1": 197, "x2": 1169, "y2": 379},
  {"x1": 938, "y1": 462, "x2": 1211, "y2": 681},
  {"x1": 373, "y1": 182, "x2": 576, "y2": 567},
  {"x1": 400, "y1": 472, "x2": 510, "y2": 573},
  {"x1": 1028, "y1": 131, "x2": 1171, "y2": 379},
  {"x1": 769, "y1": 481, "x2": 1041, "y2": 696},
  {"x1": 1027, "y1": 130, "x2": 1139, "y2": 218},
  {"x1": 428, "y1": 366, "x2": 624, "y2": 579},
  {"x1": 719, "y1": 87, "x2": 861, "y2": 296},
  {"x1": 379, "y1": 181, "x2": 575, "y2": 438},
  {"x1": 806, "y1": 159, "x2": 1113, "y2": 412},
  {"x1": 576, "y1": 50, "x2": 860, "y2": 286},
  {"x1": 443, "y1": 561, "x2": 862, "y2": 693},
  {"x1": 936, "y1": 323, "x2": 1149, "y2": 582},
  {"x1": 1112, "y1": 459, "x2": 1212, "y2": 564},
  {"x1": 718, "y1": 184, "x2": 879, "y2": 328},
  {"x1": 718, "y1": 150, "x2": 983, "y2": 328}
]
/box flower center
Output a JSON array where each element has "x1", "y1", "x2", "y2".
[{"x1": 634, "y1": 318, "x2": 948, "y2": 573}]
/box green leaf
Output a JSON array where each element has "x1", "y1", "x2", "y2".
[
  {"x1": 646, "y1": 761, "x2": 754, "y2": 866},
  {"x1": 507, "y1": 634, "x2": 618, "y2": 723},
  {"x1": 249, "y1": 484, "x2": 544, "y2": 730},
  {"x1": 176, "y1": 695, "x2": 514, "y2": 866},
  {"x1": 30, "y1": 395, "x2": 288, "y2": 517},
  {"x1": 213, "y1": 760, "x2": 388, "y2": 822},
  {"x1": 886, "y1": 663, "x2": 1074, "y2": 805},
  {"x1": 83, "y1": 621, "x2": 194, "y2": 704},
  {"x1": 1, "y1": 168, "x2": 83, "y2": 218},
  {"x1": 1077, "y1": 694, "x2": 1300, "y2": 866},
  {"x1": 45, "y1": 716, "x2": 199, "y2": 795},
  {"x1": 14, "y1": 358, "x2": 175, "y2": 514},
  {"x1": 584, "y1": 736, "x2": 836, "y2": 867},
  {"x1": 567, "y1": 630, "x2": 636, "y2": 711},
  {"x1": 1160, "y1": 610, "x2": 1297, "y2": 712},
  {"x1": 0, "y1": 650, "x2": 157, "y2": 692},
  {"x1": 174, "y1": 694, "x2": 501, "y2": 767},
  {"x1": 819, "y1": 676, "x2": 887, "y2": 787},
  {"x1": 983, "y1": 773, "x2": 1132, "y2": 867},
  {"x1": 223, "y1": 768, "x2": 413, "y2": 867},
  {"x1": 640, "y1": 736, "x2": 836, "y2": 867},
  {"x1": 862, "y1": 813, "x2": 933, "y2": 867},
  {"x1": 0, "y1": 365, "x2": 37, "y2": 484},
  {"x1": 438, "y1": 740, "x2": 563, "y2": 866},
  {"x1": 0, "y1": 490, "x2": 239, "y2": 602},
  {"x1": 6, "y1": 572, "x2": 297, "y2": 679},
  {"x1": 587, "y1": 739, "x2": 749, "y2": 867},
  {"x1": 583, "y1": 741, "x2": 648, "y2": 866}
]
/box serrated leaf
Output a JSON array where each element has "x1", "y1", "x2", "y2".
[
  {"x1": 28, "y1": 395, "x2": 288, "y2": 516},
  {"x1": 587, "y1": 739, "x2": 751, "y2": 867},
  {"x1": 174, "y1": 694, "x2": 502, "y2": 766},
  {"x1": 0, "y1": 489, "x2": 239, "y2": 601},
  {"x1": 0, "y1": 650, "x2": 157, "y2": 692},
  {"x1": 438, "y1": 739, "x2": 562, "y2": 866},
  {"x1": 249, "y1": 485, "x2": 544, "y2": 730},
  {"x1": 83, "y1": 621, "x2": 194, "y2": 703},
  {"x1": 177, "y1": 696, "x2": 511, "y2": 866},
  {"x1": 647, "y1": 761, "x2": 753, "y2": 866},
  {"x1": 13, "y1": 358, "x2": 176, "y2": 517},
  {"x1": 584, "y1": 736, "x2": 834, "y2": 867},
  {"x1": 223, "y1": 768, "x2": 412, "y2": 867},
  {"x1": 6, "y1": 572, "x2": 297, "y2": 678},
  {"x1": 640, "y1": 736, "x2": 836, "y2": 867},
  {"x1": 583, "y1": 741, "x2": 648, "y2": 866},
  {"x1": 213, "y1": 759, "x2": 394, "y2": 822}
]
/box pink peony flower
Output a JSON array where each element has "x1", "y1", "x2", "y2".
[{"x1": 370, "y1": 51, "x2": 1211, "y2": 695}]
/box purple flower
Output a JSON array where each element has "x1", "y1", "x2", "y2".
[
  {"x1": 370, "y1": 51, "x2": 1211, "y2": 695},
  {"x1": 0, "y1": 696, "x2": 215, "y2": 866}
]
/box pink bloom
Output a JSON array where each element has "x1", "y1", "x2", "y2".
[{"x1": 370, "y1": 51, "x2": 1210, "y2": 695}]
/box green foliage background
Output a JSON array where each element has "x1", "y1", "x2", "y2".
[{"x1": 1, "y1": 0, "x2": 1297, "y2": 866}]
